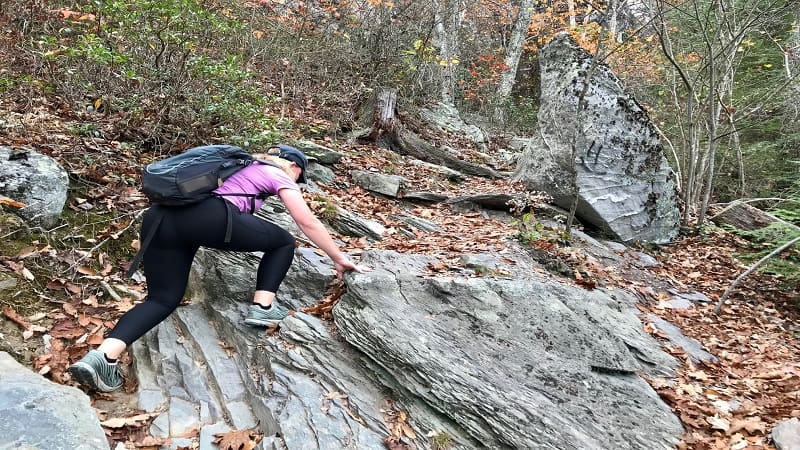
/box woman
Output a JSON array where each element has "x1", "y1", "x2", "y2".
[{"x1": 69, "y1": 145, "x2": 369, "y2": 392}]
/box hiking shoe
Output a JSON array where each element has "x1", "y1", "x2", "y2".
[
  {"x1": 68, "y1": 350, "x2": 123, "y2": 392},
  {"x1": 244, "y1": 303, "x2": 289, "y2": 327}
]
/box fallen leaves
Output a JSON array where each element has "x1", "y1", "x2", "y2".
[
  {"x1": 302, "y1": 279, "x2": 345, "y2": 319},
  {"x1": 382, "y1": 401, "x2": 416, "y2": 449},
  {"x1": 213, "y1": 428, "x2": 263, "y2": 450},
  {"x1": 3, "y1": 259, "x2": 35, "y2": 280},
  {"x1": 100, "y1": 413, "x2": 158, "y2": 429},
  {"x1": 1, "y1": 305, "x2": 48, "y2": 339},
  {"x1": 646, "y1": 230, "x2": 800, "y2": 449}
]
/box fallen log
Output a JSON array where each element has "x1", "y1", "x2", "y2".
[
  {"x1": 357, "y1": 89, "x2": 502, "y2": 179},
  {"x1": 710, "y1": 200, "x2": 798, "y2": 232}
]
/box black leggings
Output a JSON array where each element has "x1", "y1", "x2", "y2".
[{"x1": 108, "y1": 197, "x2": 295, "y2": 345}]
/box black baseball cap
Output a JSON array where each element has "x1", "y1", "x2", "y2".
[{"x1": 272, "y1": 144, "x2": 308, "y2": 184}]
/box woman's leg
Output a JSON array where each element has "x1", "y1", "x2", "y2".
[
  {"x1": 202, "y1": 202, "x2": 297, "y2": 306},
  {"x1": 102, "y1": 199, "x2": 295, "y2": 356},
  {"x1": 103, "y1": 208, "x2": 202, "y2": 356}
]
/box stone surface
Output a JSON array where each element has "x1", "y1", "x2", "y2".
[
  {"x1": 418, "y1": 103, "x2": 488, "y2": 145},
  {"x1": 0, "y1": 352, "x2": 109, "y2": 450},
  {"x1": 294, "y1": 140, "x2": 345, "y2": 165},
  {"x1": 0, "y1": 146, "x2": 69, "y2": 228},
  {"x1": 444, "y1": 193, "x2": 522, "y2": 212},
  {"x1": 127, "y1": 204, "x2": 686, "y2": 450},
  {"x1": 647, "y1": 315, "x2": 718, "y2": 363},
  {"x1": 513, "y1": 33, "x2": 680, "y2": 244},
  {"x1": 0, "y1": 271, "x2": 18, "y2": 291},
  {"x1": 333, "y1": 250, "x2": 683, "y2": 449},
  {"x1": 307, "y1": 161, "x2": 335, "y2": 185},
  {"x1": 390, "y1": 213, "x2": 441, "y2": 233},
  {"x1": 408, "y1": 159, "x2": 466, "y2": 181},
  {"x1": 350, "y1": 170, "x2": 410, "y2": 198},
  {"x1": 0, "y1": 209, "x2": 27, "y2": 236},
  {"x1": 773, "y1": 418, "x2": 800, "y2": 450}
]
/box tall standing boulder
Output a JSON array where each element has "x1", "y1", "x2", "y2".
[
  {"x1": 0, "y1": 146, "x2": 69, "y2": 228},
  {"x1": 514, "y1": 33, "x2": 680, "y2": 244}
]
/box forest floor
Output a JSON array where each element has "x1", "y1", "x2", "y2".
[{"x1": 0, "y1": 92, "x2": 799, "y2": 450}]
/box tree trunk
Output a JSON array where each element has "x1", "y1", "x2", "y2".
[
  {"x1": 494, "y1": 0, "x2": 536, "y2": 124},
  {"x1": 362, "y1": 89, "x2": 399, "y2": 143},
  {"x1": 433, "y1": 0, "x2": 465, "y2": 105},
  {"x1": 567, "y1": 0, "x2": 577, "y2": 29}
]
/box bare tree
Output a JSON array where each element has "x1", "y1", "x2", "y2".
[
  {"x1": 647, "y1": 0, "x2": 795, "y2": 229},
  {"x1": 494, "y1": 0, "x2": 536, "y2": 123},
  {"x1": 432, "y1": 0, "x2": 466, "y2": 105}
]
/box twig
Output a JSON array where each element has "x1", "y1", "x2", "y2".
[
  {"x1": 100, "y1": 281, "x2": 123, "y2": 302},
  {"x1": 62, "y1": 209, "x2": 146, "y2": 275},
  {"x1": 713, "y1": 235, "x2": 800, "y2": 315},
  {"x1": 112, "y1": 283, "x2": 146, "y2": 301}
]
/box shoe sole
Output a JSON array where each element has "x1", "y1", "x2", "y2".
[
  {"x1": 244, "y1": 317, "x2": 283, "y2": 327},
  {"x1": 68, "y1": 362, "x2": 120, "y2": 392}
]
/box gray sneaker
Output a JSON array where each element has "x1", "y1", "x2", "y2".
[
  {"x1": 244, "y1": 303, "x2": 290, "y2": 327},
  {"x1": 68, "y1": 349, "x2": 124, "y2": 392}
]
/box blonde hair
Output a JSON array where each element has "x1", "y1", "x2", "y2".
[{"x1": 253, "y1": 153, "x2": 295, "y2": 179}]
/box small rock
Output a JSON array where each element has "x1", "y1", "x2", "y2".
[{"x1": 773, "y1": 418, "x2": 800, "y2": 450}]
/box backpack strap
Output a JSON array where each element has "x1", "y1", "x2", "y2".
[
  {"x1": 225, "y1": 200, "x2": 235, "y2": 243},
  {"x1": 126, "y1": 206, "x2": 164, "y2": 278}
]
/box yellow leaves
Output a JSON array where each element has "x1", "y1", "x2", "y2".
[
  {"x1": 367, "y1": 0, "x2": 395, "y2": 7},
  {"x1": 437, "y1": 57, "x2": 461, "y2": 67},
  {"x1": 213, "y1": 428, "x2": 263, "y2": 450}
]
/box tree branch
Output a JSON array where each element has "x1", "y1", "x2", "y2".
[{"x1": 713, "y1": 235, "x2": 800, "y2": 315}]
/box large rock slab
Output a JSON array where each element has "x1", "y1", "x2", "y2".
[
  {"x1": 513, "y1": 33, "x2": 680, "y2": 244},
  {"x1": 334, "y1": 250, "x2": 683, "y2": 449},
  {"x1": 0, "y1": 352, "x2": 109, "y2": 450},
  {"x1": 0, "y1": 146, "x2": 69, "y2": 228}
]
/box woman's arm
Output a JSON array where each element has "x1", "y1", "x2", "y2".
[{"x1": 279, "y1": 188, "x2": 369, "y2": 278}]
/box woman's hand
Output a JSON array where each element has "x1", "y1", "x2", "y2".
[
  {"x1": 333, "y1": 258, "x2": 371, "y2": 280},
  {"x1": 279, "y1": 189, "x2": 373, "y2": 279}
]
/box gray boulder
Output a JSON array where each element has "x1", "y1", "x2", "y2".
[
  {"x1": 131, "y1": 203, "x2": 683, "y2": 449},
  {"x1": 0, "y1": 352, "x2": 109, "y2": 450},
  {"x1": 294, "y1": 140, "x2": 345, "y2": 165},
  {"x1": 350, "y1": 170, "x2": 410, "y2": 198},
  {"x1": 0, "y1": 146, "x2": 69, "y2": 228},
  {"x1": 513, "y1": 33, "x2": 680, "y2": 244},
  {"x1": 418, "y1": 103, "x2": 488, "y2": 145}
]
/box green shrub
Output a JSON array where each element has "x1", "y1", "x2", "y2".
[{"x1": 24, "y1": 0, "x2": 280, "y2": 145}]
